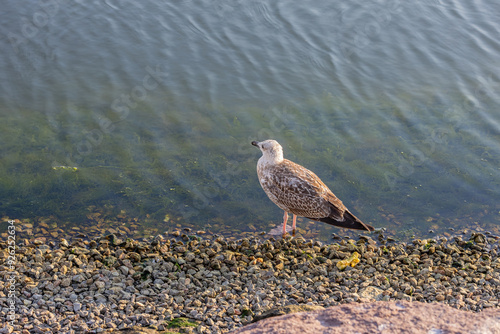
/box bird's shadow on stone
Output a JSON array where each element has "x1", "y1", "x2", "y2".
[{"x1": 267, "y1": 225, "x2": 295, "y2": 237}]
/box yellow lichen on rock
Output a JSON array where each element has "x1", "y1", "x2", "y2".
[{"x1": 336, "y1": 252, "x2": 360, "y2": 270}]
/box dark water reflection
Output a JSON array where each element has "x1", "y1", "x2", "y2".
[{"x1": 1, "y1": 0, "x2": 499, "y2": 242}]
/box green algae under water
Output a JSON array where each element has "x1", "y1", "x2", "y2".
[{"x1": 1, "y1": 90, "x2": 499, "y2": 242}]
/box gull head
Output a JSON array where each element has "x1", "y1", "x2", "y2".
[{"x1": 252, "y1": 139, "x2": 284, "y2": 164}]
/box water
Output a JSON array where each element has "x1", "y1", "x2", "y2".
[{"x1": 1, "y1": 0, "x2": 500, "y2": 242}]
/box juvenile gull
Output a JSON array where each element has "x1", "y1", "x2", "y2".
[{"x1": 252, "y1": 139, "x2": 374, "y2": 235}]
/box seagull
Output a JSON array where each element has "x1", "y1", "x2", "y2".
[{"x1": 252, "y1": 139, "x2": 374, "y2": 235}]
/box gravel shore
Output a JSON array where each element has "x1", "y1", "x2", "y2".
[{"x1": 1, "y1": 229, "x2": 499, "y2": 333}]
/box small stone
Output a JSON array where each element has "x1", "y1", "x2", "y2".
[
  {"x1": 61, "y1": 277, "x2": 71, "y2": 287},
  {"x1": 436, "y1": 295, "x2": 445, "y2": 301},
  {"x1": 119, "y1": 266, "x2": 129, "y2": 275},
  {"x1": 185, "y1": 252, "x2": 196, "y2": 262},
  {"x1": 128, "y1": 252, "x2": 141, "y2": 262},
  {"x1": 72, "y1": 274, "x2": 85, "y2": 283},
  {"x1": 359, "y1": 286, "x2": 384, "y2": 301}
]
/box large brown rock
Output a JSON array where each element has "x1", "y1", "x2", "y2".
[{"x1": 230, "y1": 301, "x2": 500, "y2": 334}]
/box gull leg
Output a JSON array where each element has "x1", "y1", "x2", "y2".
[
  {"x1": 292, "y1": 214, "x2": 297, "y2": 237},
  {"x1": 282, "y1": 211, "x2": 288, "y2": 235}
]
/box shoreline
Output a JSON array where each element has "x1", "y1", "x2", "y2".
[{"x1": 1, "y1": 229, "x2": 499, "y2": 333}]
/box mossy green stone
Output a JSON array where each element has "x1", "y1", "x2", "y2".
[{"x1": 166, "y1": 317, "x2": 197, "y2": 329}]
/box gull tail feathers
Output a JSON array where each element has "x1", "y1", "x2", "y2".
[{"x1": 310, "y1": 211, "x2": 374, "y2": 231}]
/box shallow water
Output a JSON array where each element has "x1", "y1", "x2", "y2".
[{"x1": 1, "y1": 0, "x2": 500, "y2": 242}]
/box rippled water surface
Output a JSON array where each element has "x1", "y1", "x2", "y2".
[{"x1": 1, "y1": 0, "x2": 500, "y2": 241}]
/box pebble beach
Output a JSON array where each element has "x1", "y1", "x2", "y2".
[{"x1": 1, "y1": 225, "x2": 500, "y2": 333}]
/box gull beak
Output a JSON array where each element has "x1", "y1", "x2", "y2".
[{"x1": 251, "y1": 141, "x2": 259, "y2": 147}]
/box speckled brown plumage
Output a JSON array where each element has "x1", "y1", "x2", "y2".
[{"x1": 252, "y1": 139, "x2": 374, "y2": 234}]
